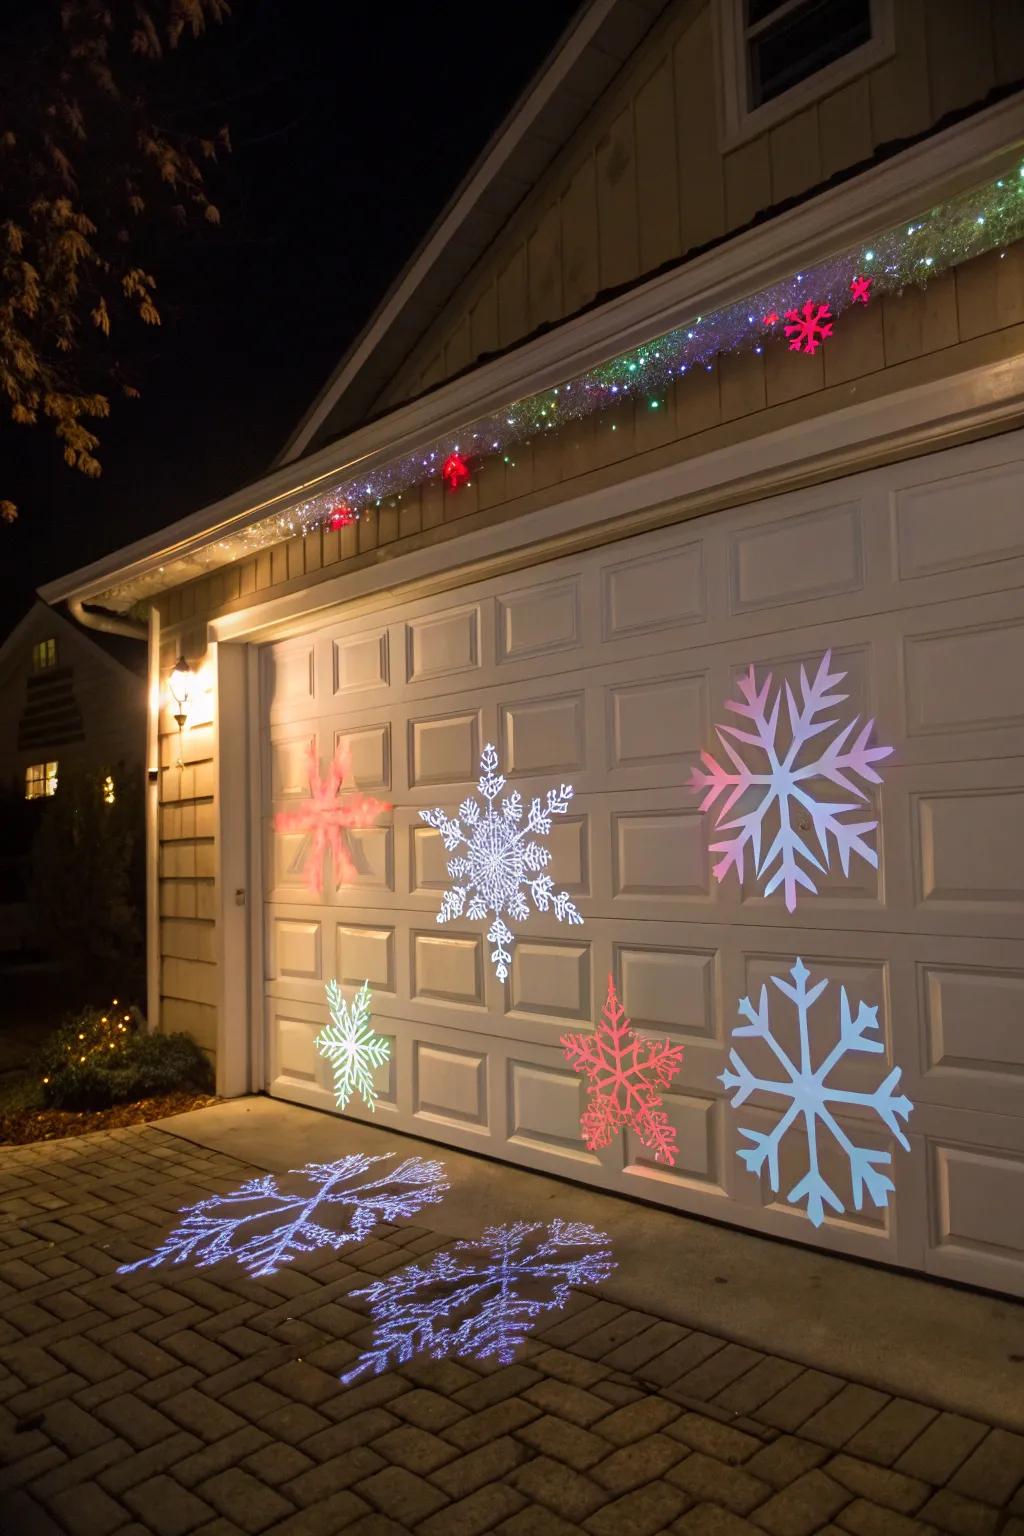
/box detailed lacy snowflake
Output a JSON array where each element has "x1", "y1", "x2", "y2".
[
  {"x1": 561, "y1": 974, "x2": 684, "y2": 1165},
  {"x1": 419, "y1": 743, "x2": 582, "y2": 981},
  {"x1": 721, "y1": 958, "x2": 913, "y2": 1227},
  {"x1": 274, "y1": 740, "x2": 391, "y2": 895},
  {"x1": 118, "y1": 1153, "x2": 448, "y2": 1279},
  {"x1": 691, "y1": 650, "x2": 893, "y2": 911},
  {"x1": 784, "y1": 300, "x2": 833, "y2": 353},
  {"x1": 316, "y1": 980, "x2": 390, "y2": 1113},
  {"x1": 850, "y1": 274, "x2": 873, "y2": 305},
  {"x1": 340, "y1": 1219, "x2": 615, "y2": 1384}
]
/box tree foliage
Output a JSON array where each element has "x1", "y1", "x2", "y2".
[{"x1": 0, "y1": 1, "x2": 231, "y2": 520}]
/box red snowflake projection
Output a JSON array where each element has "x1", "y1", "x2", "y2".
[
  {"x1": 442, "y1": 451, "x2": 470, "y2": 491},
  {"x1": 784, "y1": 300, "x2": 833, "y2": 354},
  {"x1": 328, "y1": 504, "x2": 357, "y2": 530},
  {"x1": 561, "y1": 975, "x2": 684, "y2": 1166},
  {"x1": 850, "y1": 274, "x2": 872, "y2": 305},
  {"x1": 763, "y1": 311, "x2": 780, "y2": 326},
  {"x1": 274, "y1": 741, "x2": 392, "y2": 895}
]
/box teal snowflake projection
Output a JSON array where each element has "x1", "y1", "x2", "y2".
[
  {"x1": 316, "y1": 979, "x2": 390, "y2": 1113},
  {"x1": 117, "y1": 1152, "x2": 449, "y2": 1279},
  {"x1": 419, "y1": 743, "x2": 583, "y2": 981},
  {"x1": 721, "y1": 958, "x2": 913, "y2": 1227},
  {"x1": 341, "y1": 1219, "x2": 615, "y2": 1384}
]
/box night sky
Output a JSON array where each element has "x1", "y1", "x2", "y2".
[{"x1": 1, "y1": 1, "x2": 583, "y2": 631}]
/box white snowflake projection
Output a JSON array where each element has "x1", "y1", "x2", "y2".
[
  {"x1": 419, "y1": 743, "x2": 583, "y2": 981},
  {"x1": 118, "y1": 1152, "x2": 449, "y2": 1279},
  {"x1": 720, "y1": 958, "x2": 913, "y2": 1227},
  {"x1": 784, "y1": 299, "x2": 833, "y2": 353},
  {"x1": 561, "y1": 974, "x2": 684, "y2": 1166},
  {"x1": 340, "y1": 1219, "x2": 615, "y2": 1384},
  {"x1": 316, "y1": 980, "x2": 390, "y2": 1113},
  {"x1": 690, "y1": 650, "x2": 893, "y2": 912}
]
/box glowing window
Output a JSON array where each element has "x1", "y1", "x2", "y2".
[
  {"x1": 103, "y1": 775, "x2": 116, "y2": 805},
  {"x1": 25, "y1": 761, "x2": 59, "y2": 800},
  {"x1": 32, "y1": 638, "x2": 57, "y2": 672}
]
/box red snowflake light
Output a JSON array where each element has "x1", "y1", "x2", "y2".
[
  {"x1": 274, "y1": 741, "x2": 392, "y2": 895},
  {"x1": 784, "y1": 300, "x2": 833, "y2": 354},
  {"x1": 442, "y1": 452, "x2": 470, "y2": 491},
  {"x1": 850, "y1": 274, "x2": 872, "y2": 305},
  {"x1": 561, "y1": 975, "x2": 684, "y2": 1166},
  {"x1": 328, "y1": 504, "x2": 357, "y2": 530},
  {"x1": 763, "y1": 311, "x2": 780, "y2": 326}
]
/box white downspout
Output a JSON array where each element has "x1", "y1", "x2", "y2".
[{"x1": 146, "y1": 607, "x2": 161, "y2": 1033}]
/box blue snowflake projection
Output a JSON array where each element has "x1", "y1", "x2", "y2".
[
  {"x1": 316, "y1": 980, "x2": 390, "y2": 1113},
  {"x1": 118, "y1": 1152, "x2": 449, "y2": 1279},
  {"x1": 691, "y1": 650, "x2": 894, "y2": 911},
  {"x1": 720, "y1": 958, "x2": 913, "y2": 1227},
  {"x1": 340, "y1": 1219, "x2": 615, "y2": 1384},
  {"x1": 419, "y1": 743, "x2": 583, "y2": 981}
]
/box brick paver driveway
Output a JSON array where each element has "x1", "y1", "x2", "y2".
[{"x1": 2, "y1": 1124, "x2": 1023, "y2": 1536}]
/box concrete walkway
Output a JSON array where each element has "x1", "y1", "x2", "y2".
[{"x1": 1, "y1": 1097, "x2": 1022, "y2": 1536}]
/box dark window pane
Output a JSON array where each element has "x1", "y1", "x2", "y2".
[
  {"x1": 747, "y1": 0, "x2": 789, "y2": 25},
  {"x1": 749, "y1": 0, "x2": 872, "y2": 108}
]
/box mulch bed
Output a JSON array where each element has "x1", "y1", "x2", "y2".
[{"x1": 0, "y1": 1091, "x2": 219, "y2": 1146}]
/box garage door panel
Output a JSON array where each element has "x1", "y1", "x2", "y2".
[
  {"x1": 506, "y1": 1058, "x2": 597, "y2": 1165},
  {"x1": 893, "y1": 453, "x2": 1024, "y2": 583},
  {"x1": 923, "y1": 1108, "x2": 1024, "y2": 1293},
  {"x1": 605, "y1": 671, "x2": 708, "y2": 782},
  {"x1": 405, "y1": 603, "x2": 485, "y2": 684},
  {"x1": 408, "y1": 709, "x2": 482, "y2": 788},
  {"x1": 331, "y1": 626, "x2": 390, "y2": 698},
  {"x1": 602, "y1": 535, "x2": 706, "y2": 640},
  {"x1": 331, "y1": 722, "x2": 392, "y2": 792},
  {"x1": 622, "y1": 1089, "x2": 727, "y2": 1193},
  {"x1": 500, "y1": 691, "x2": 586, "y2": 777},
  {"x1": 506, "y1": 938, "x2": 592, "y2": 1024},
  {"x1": 616, "y1": 943, "x2": 720, "y2": 1043},
  {"x1": 497, "y1": 577, "x2": 583, "y2": 664},
  {"x1": 413, "y1": 1039, "x2": 489, "y2": 1132},
  {"x1": 727, "y1": 500, "x2": 866, "y2": 616}
]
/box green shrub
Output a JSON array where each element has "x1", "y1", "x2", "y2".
[{"x1": 35, "y1": 1001, "x2": 213, "y2": 1109}]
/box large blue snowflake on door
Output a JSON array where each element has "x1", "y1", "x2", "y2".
[
  {"x1": 720, "y1": 958, "x2": 912, "y2": 1227},
  {"x1": 691, "y1": 651, "x2": 893, "y2": 911},
  {"x1": 340, "y1": 1219, "x2": 615, "y2": 1383},
  {"x1": 118, "y1": 1152, "x2": 449, "y2": 1279},
  {"x1": 419, "y1": 743, "x2": 583, "y2": 981}
]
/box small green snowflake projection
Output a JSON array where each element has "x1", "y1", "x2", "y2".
[{"x1": 316, "y1": 980, "x2": 390, "y2": 1113}]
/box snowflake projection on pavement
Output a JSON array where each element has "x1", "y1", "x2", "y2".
[
  {"x1": 784, "y1": 300, "x2": 833, "y2": 353},
  {"x1": 316, "y1": 980, "x2": 390, "y2": 1113},
  {"x1": 721, "y1": 958, "x2": 913, "y2": 1227},
  {"x1": 118, "y1": 1152, "x2": 449, "y2": 1279},
  {"x1": 340, "y1": 1219, "x2": 616, "y2": 1383},
  {"x1": 690, "y1": 650, "x2": 893, "y2": 912},
  {"x1": 561, "y1": 974, "x2": 684, "y2": 1165},
  {"x1": 274, "y1": 740, "x2": 392, "y2": 895},
  {"x1": 419, "y1": 743, "x2": 582, "y2": 981}
]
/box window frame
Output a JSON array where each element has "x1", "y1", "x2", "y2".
[
  {"x1": 715, "y1": 0, "x2": 895, "y2": 151},
  {"x1": 25, "y1": 761, "x2": 59, "y2": 799},
  {"x1": 32, "y1": 637, "x2": 58, "y2": 672}
]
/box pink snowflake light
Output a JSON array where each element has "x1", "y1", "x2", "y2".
[
  {"x1": 763, "y1": 310, "x2": 780, "y2": 326},
  {"x1": 561, "y1": 975, "x2": 684, "y2": 1166},
  {"x1": 274, "y1": 741, "x2": 392, "y2": 895},
  {"x1": 784, "y1": 300, "x2": 833, "y2": 353},
  {"x1": 850, "y1": 274, "x2": 872, "y2": 305}
]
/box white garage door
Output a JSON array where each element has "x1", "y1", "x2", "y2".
[{"x1": 260, "y1": 431, "x2": 1024, "y2": 1298}]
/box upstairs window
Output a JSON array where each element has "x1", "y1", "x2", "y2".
[
  {"x1": 718, "y1": 0, "x2": 894, "y2": 148},
  {"x1": 32, "y1": 637, "x2": 57, "y2": 672},
  {"x1": 25, "y1": 761, "x2": 58, "y2": 799}
]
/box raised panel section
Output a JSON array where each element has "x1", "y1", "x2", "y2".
[
  {"x1": 730, "y1": 504, "x2": 863, "y2": 612},
  {"x1": 507, "y1": 1060, "x2": 593, "y2": 1159},
  {"x1": 608, "y1": 675, "x2": 707, "y2": 769},
  {"x1": 409, "y1": 712, "x2": 480, "y2": 787},
  {"x1": 273, "y1": 919, "x2": 322, "y2": 981},
  {"x1": 341, "y1": 827, "x2": 394, "y2": 893},
  {"x1": 924, "y1": 966, "x2": 1024, "y2": 1077},
  {"x1": 336, "y1": 924, "x2": 395, "y2": 992},
  {"x1": 333, "y1": 631, "x2": 388, "y2": 693},
  {"x1": 895, "y1": 461, "x2": 1024, "y2": 578},
  {"x1": 904, "y1": 622, "x2": 1024, "y2": 735},
  {"x1": 612, "y1": 811, "x2": 708, "y2": 899},
  {"x1": 918, "y1": 791, "x2": 1024, "y2": 906},
  {"x1": 501, "y1": 694, "x2": 585, "y2": 776},
  {"x1": 334, "y1": 724, "x2": 391, "y2": 791},
  {"x1": 545, "y1": 816, "x2": 590, "y2": 895},
  {"x1": 412, "y1": 932, "x2": 485, "y2": 1006},
  {"x1": 266, "y1": 644, "x2": 315, "y2": 714},
  {"x1": 407, "y1": 606, "x2": 480, "y2": 683},
  {"x1": 618, "y1": 946, "x2": 717, "y2": 1040},
  {"x1": 624, "y1": 1092, "x2": 721, "y2": 1185},
  {"x1": 742, "y1": 956, "x2": 889, "y2": 1101},
  {"x1": 603, "y1": 541, "x2": 704, "y2": 639},
  {"x1": 508, "y1": 941, "x2": 590, "y2": 1022},
  {"x1": 740, "y1": 1102, "x2": 893, "y2": 1233},
  {"x1": 933, "y1": 1144, "x2": 1024, "y2": 1261},
  {"x1": 270, "y1": 735, "x2": 314, "y2": 799},
  {"x1": 498, "y1": 581, "x2": 580, "y2": 662},
  {"x1": 276, "y1": 1014, "x2": 317, "y2": 1084},
  {"x1": 415, "y1": 1043, "x2": 487, "y2": 1127}
]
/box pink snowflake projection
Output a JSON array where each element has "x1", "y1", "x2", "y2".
[
  {"x1": 784, "y1": 300, "x2": 833, "y2": 353},
  {"x1": 691, "y1": 651, "x2": 894, "y2": 913},
  {"x1": 850, "y1": 274, "x2": 873, "y2": 305},
  {"x1": 274, "y1": 740, "x2": 392, "y2": 895},
  {"x1": 561, "y1": 975, "x2": 684, "y2": 1166}
]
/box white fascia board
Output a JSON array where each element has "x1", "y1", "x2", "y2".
[{"x1": 38, "y1": 88, "x2": 1024, "y2": 612}]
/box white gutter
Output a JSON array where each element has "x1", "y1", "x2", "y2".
[
  {"x1": 67, "y1": 596, "x2": 148, "y2": 640},
  {"x1": 37, "y1": 89, "x2": 1024, "y2": 614}
]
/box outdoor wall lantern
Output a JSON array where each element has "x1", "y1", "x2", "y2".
[{"x1": 167, "y1": 654, "x2": 194, "y2": 767}]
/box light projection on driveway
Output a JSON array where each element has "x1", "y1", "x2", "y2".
[
  {"x1": 340, "y1": 1219, "x2": 615, "y2": 1383},
  {"x1": 316, "y1": 980, "x2": 390, "y2": 1113},
  {"x1": 118, "y1": 1152, "x2": 449, "y2": 1279},
  {"x1": 419, "y1": 743, "x2": 582, "y2": 981},
  {"x1": 691, "y1": 650, "x2": 893, "y2": 911},
  {"x1": 720, "y1": 958, "x2": 913, "y2": 1227}
]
